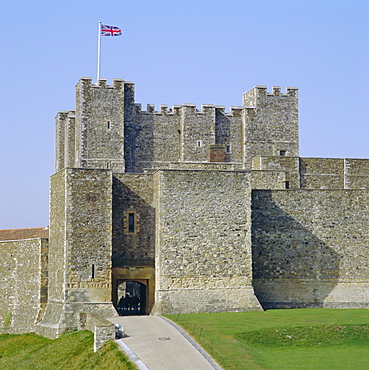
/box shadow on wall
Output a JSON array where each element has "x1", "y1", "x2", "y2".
[
  {"x1": 251, "y1": 190, "x2": 340, "y2": 309},
  {"x1": 112, "y1": 176, "x2": 155, "y2": 261},
  {"x1": 124, "y1": 110, "x2": 155, "y2": 173}
]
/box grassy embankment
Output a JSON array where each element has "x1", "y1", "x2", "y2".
[
  {"x1": 0, "y1": 330, "x2": 136, "y2": 370},
  {"x1": 2, "y1": 309, "x2": 369, "y2": 369},
  {"x1": 165, "y1": 308, "x2": 369, "y2": 370}
]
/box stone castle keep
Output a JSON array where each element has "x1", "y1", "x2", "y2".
[{"x1": 2, "y1": 77, "x2": 369, "y2": 338}]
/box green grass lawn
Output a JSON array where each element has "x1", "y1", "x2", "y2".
[
  {"x1": 165, "y1": 309, "x2": 369, "y2": 370},
  {"x1": 0, "y1": 330, "x2": 137, "y2": 370}
]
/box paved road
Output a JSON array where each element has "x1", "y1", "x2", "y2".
[{"x1": 106, "y1": 315, "x2": 222, "y2": 370}]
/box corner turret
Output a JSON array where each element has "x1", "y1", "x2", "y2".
[{"x1": 242, "y1": 85, "x2": 299, "y2": 168}]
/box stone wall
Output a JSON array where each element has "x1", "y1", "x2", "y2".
[
  {"x1": 112, "y1": 173, "x2": 155, "y2": 261},
  {"x1": 153, "y1": 169, "x2": 262, "y2": 314},
  {"x1": 253, "y1": 157, "x2": 369, "y2": 190},
  {"x1": 215, "y1": 106, "x2": 243, "y2": 163},
  {"x1": 345, "y1": 159, "x2": 369, "y2": 188},
  {"x1": 300, "y1": 158, "x2": 344, "y2": 189},
  {"x1": 128, "y1": 103, "x2": 245, "y2": 172},
  {"x1": 251, "y1": 170, "x2": 286, "y2": 189},
  {"x1": 300, "y1": 158, "x2": 369, "y2": 189},
  {"x1": 252, "y1": 156, "x2": 299, "y2": 188},
  {"x1": 180, "y1": 104, "x2": 216, "y2": 162},
  {"x1": 152, "y1": 162, "x2": 244, "y2": 171},
  {"x1": 64, "y1": 169, "x2": 113, "y2": 301},
  {"x1": 56, "y1": 79, "x2": 303, "y2": 175},
  {"x1": 36, "y1": 168, "x2": 117, "y2": 338},
  {"x1": 55, "y1": 112, "x2": 66, "y2": 172},
  {"x1": 78, "y1": 312, "x2": 115, "y2": 352},
  {"x1": 0, "y1": 238, "x2": 48, "y2": 334},
  {"x1": 252, "y1": 189, "x2": 369, "y2": 308},
  {"x1": 48, "y1": 169, "x2": 67, "y2": 303}
]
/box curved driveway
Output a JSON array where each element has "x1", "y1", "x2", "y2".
[{"x1": 106, "y1": 315, "x2": 222, "y2": 370}]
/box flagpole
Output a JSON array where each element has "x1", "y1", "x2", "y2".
[{"x1": 97, "y1": 21, "x2": 102, "y2": 82}]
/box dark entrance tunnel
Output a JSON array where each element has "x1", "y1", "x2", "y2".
[{"x1": 116, "y1": 280, "x2": 146, "y2": 315}]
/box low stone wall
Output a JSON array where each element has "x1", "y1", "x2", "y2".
[
  {"x1": 254, "y1": 156, "x2": 369, "y2": 190},
  {"x1": 78, "y1": 312, "x2": 115, "y2": 352},
  {"x1": 300, "y1": 158, "x2": 344, "y2": 189}
]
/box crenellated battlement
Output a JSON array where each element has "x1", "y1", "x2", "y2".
[
  {"x1": 56, "y1": 77, "x2": 299, "y2": 173},
  {"x1": 250, "y1": 85, "x2": 298, "y2": 97},
  {"x1": 242, "y1": 85, "x2": 298, "y2": 108},
  {"x1": 132, "y1": 102, "x2": 246, "y2": 116},
  {"x1": 76, "y1": 77, "x2": 127, "y2": 90},
  {"x1": 56, "y1": 111, "x2": 69, "y2": 119}
]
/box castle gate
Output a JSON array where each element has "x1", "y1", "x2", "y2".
[
  {"x1": 116, "y1": 281, "x2": 146, "y2": 315},
  {"x1": 112, "y1": 263, "x2": 155, "y2": 315}
]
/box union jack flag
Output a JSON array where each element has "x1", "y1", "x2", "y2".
[{"x1": 101, "y1": 24, "x2": 122, "y2": 36}]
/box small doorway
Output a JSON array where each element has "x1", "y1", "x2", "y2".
[{"x1": 116, "y1": 281, "x2": 146, "y2": 316}]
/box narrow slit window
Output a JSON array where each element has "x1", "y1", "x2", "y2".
[
  {"x1": 197, "y1": 140, "x2": 203, "y2": 148},
  {"x1": 128, "y1": 213, "x2": 135, "y2": 233},
  {"x1": 226, "y1": 145, "x2": 231, "y2": 154},
  {"x1": 92, "y1": 264, "x2": 95, "y2": 279},
  {"x1": 107, "y1": 121, "x2": 111, "y2": 129}
]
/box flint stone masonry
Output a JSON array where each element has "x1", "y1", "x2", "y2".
[
  {"x1": 78, "y1": 312, "x2": 115, "y2": 352},
  {"x1": 253, "y1": 156, "x2": 369, "y2": 190},
  {"x1": 152, "y1": 169, "x2": 262, "y2": 313},
  {"x1": 252, "y1": 189, "x2": 369, "y2": 308},
  {"x1": 55, "y1": 79, "x2": 299, "y2": 174},
  {"x1": 36, "y1": 168, "x2": 117, "y2": 338},
  {"x1": 242, "y1": 86, "x2": 299, "y2": 168},
  {"x1": 4, "y1": 77, "x2": 369, "y2": 340},
  {"x1": 0, "y1": 238, "x2": 48, "y2": 334},
  {"x1": 112, "y1": 173, "x2": 155, "y2": 261}
]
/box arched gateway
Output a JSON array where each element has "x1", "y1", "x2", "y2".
[{"x1": 112, "y1": 265, "x2": 155, "y2": 315}]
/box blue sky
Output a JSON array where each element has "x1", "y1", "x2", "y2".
[{"x1": 1, "y1": 0, "x2": 368, "y2": 229}]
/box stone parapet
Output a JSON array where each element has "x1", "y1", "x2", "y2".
[{"x1": 78, "y1": 312, "x2": 115, "y2": 352}]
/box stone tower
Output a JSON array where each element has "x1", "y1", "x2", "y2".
[
  {"x1": 243, "y1": 85, "x2": 299, "y2": 167},
  {"x1": 55, "y1": 78, "x2": 136, "y2": 173},
  {"x1": 36, "y1": 168, "x2": 117, "y2": 338}
]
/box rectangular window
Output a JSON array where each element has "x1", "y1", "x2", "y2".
[
  {"x1": 107, "y1": 121, "x2": 111, "y2": 129},
  {"x1": 226, "y1": 145, "x2": 231, "y2": 154},
  {"x1": 197, "y1": 140, "x2": 203, "y2": 148},
  {"x1": 125, "y1": 211, "x2": 139, "y2": 235},
  {"x1": 128, "y1": 213, "x2": 135, "y2": 233},
  {"x1": 280, "y1": 150, "x2": 286, "y2": 156}
]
